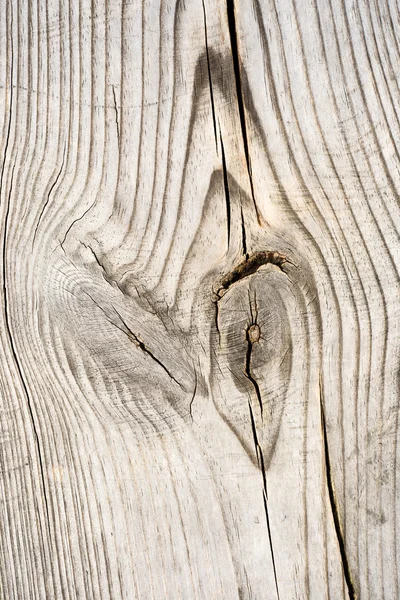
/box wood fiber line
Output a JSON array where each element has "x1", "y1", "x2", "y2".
[{"x1": 0, "y1": 0, "x2": 399, "y2": 598}]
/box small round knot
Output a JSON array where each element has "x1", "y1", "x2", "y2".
[{"x1": 247, "y1": 324, "x2": 260, "y2": 344}]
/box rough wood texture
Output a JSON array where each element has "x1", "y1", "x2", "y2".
[{"x1": 0, "y1": 0, "x2": 399, "y2": 598}]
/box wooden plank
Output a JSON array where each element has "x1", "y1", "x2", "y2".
[{"x1": 0, "y1": 0, "x2": 398, "y2": 597}]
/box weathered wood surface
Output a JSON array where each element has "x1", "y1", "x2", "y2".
[{"x1": 0, "y1": 0, "x2": 399, "y2": 598}]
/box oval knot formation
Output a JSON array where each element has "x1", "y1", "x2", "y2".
[{"x1": 247, "y1": 324, "x2": 260, "y2": 344}]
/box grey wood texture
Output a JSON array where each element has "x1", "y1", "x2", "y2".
[{"x1": 0, "y1": 0, "x2": 398, "y2": 598}]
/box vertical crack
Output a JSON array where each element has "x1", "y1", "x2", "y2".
[
  {"x1": 189, "y1": 371, "x2": 198, "y2": 421},
  {"x1": 2, "y1": 163, "x2": 52, "y2": 535},
  {"x1": 214, "y1": 296, "x2": 221, "y2": 347},
  {"x1": 320, "y1": 385, "x2": 357, "y2": 600},
  {"x1": 112, "y1": 85, "x2": 120, "y2": 143},
  {"x1": 201, "y1": 0, "x2": 218, "y2": 150},
  {"x1": 244, "y1": 291, "x2": 262, "y2": 416},
  {"x1": 33, "y1": 144, "x2": 66, "y2": 245},
  {"x1": 263, "y1": 490, "x2": 280, "y2": 600},
  {"x1": 245, "y1": 294, "x2": 280, "y2": 600},
  {"x1": 219, "y1": 128, "x2": 231, "y2": 249},
  {"x1": 248, "y1": 400, "x2": 280, "y2": 600},
  {"x1": 240, "y1": 207, "x2": 248, "y2": 259},
  {"x1": 245, "y1": 323, "x2": 263, "y2": 417},
  {"x1": 226, "y1": 0, "x2": 261, "y2": 224},
  {"x1": 0, "y1": 13, "x2": 51, "y2": 536}
]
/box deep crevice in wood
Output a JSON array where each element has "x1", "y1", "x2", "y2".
[
  {"x1": 262, "y1": 491, "x2": 281, "y2": 600},
  {"x1": 219, "y1": 129, "x2": 231, "y2": 249},
  {"x1": 112, "y1": 85, "x2": 120, "y2": 144},
  {"x1": 245, "y1": 324, "x2": 263, "y2": 417},
  {"x1": 215, "y1": 250, "x2": 289, "y2": 300},
  {"x1": 226, "y1": 0, "x2": 261, "y2": 225},
  {"x1": 3, "y1": 163, "x2": 52, "y2": 535},
  {"x1": 248, "y1": 402, "x2": 280, "y2": 600},
  {"x1": 320, "y1": 389, "x2": 357, "y2": 600},
  {"x1": 240, "y1": 207, "x2": 248, "y2": 259},
  {"x1": 201, "y1": 0, "x2": 218, "y2": 150}
]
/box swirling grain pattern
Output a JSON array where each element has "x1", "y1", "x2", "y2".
[{"x1": 0, "y1": 0, "x2": 398, "y2": 597}]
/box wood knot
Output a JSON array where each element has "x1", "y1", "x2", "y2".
[{"x1": 247, "y1": 324, "x2": 260, "y2": 344}]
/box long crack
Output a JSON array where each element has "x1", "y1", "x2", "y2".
[
  {"x1": 244, "y1": 294, "x2": 279, "y2": 598},
  {"x1": 245, "y1": 324, "x2": 263, "y2": 417},
  {"x1": 320, "y1": 385, "x2": 357, "y2": 600},
  {"x1": 226, "y1": 0, "x2": 261, "y2": 224},
  {"x1": 248, "y1": 400, "x2": 280, "y2": 600}
]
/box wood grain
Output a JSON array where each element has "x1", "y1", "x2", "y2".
[{"x1": 0, "y1": 0, "x2": 399, "y2": 597}]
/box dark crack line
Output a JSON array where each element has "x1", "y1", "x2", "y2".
[
  {"x1": 263, "y1": 490, "x2": 281, "y2": 600},
  {"x1": 245, "y1": 290, "x2": 279, "y2": 599},
  {"x1": 81, "y1": 241, "x2": 105, "y2": 271},
  {"x1": 189, "y1": 371, "x2": 198, "y2": 421},
  {"x1": 79, "y1": 241, "x2": 122, "y2": 290},
  {"x1": 247, "y1": 400, "x2": 266, "y2": 489},
  {"x1": 0, "y1": 48, "x2": 13, "y2": 198},
  {"x1": 248, "y1": 402, "x2": 280, "y2": 600},
  {"x1": 110, "y1": 307, "x2": 184, "y2": 391},
  {"x1": 250, "y1": 288, "x2": 259, "y2": 323},
  {"x1": 245, "y1": 327, "x2": 263, "y2": 417},
  {"x1": 226, "y1": 0, "x2": 261, "y2": 224},
  {"x1": 0, "y1": 21, "x2": 51, "y2": 536},
  {"x1": 201, "y1": 0, "x2": 218, "y2": 150},
  {"x1": 112, "y1": 85, "x2": 120, "y2": 143},
  {"x1": 320, "y1": 388, "x2": 357, "y2": 600},
  {"x1": 240, "y1": 207, "x2": 248, "y2": 259},
  {"x1": 2, "y1": 163, "x2": 52, "y2": 535},
  {"x1": 214, "y1": 297, "x2": 221, "y2": 347},
  {"x1": 219, "y1": 128, "x2": 231, "y2": 249},
  {"x1": 59, "y1": 199, "x2": 96, "y2": 251},
  {"x1": 33, "y1": 144, "x2": 66, "y2": 246},
  {"x1": 82, "y1": 293, "x2": 184, "y2": 390},
  {"x1": 114, "y1": 309, "x2": 184, "y2": 390}
]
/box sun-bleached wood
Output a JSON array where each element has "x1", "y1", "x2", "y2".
[{"x1": 0, "y1": 0, "x2": 399, "y2": 598}]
